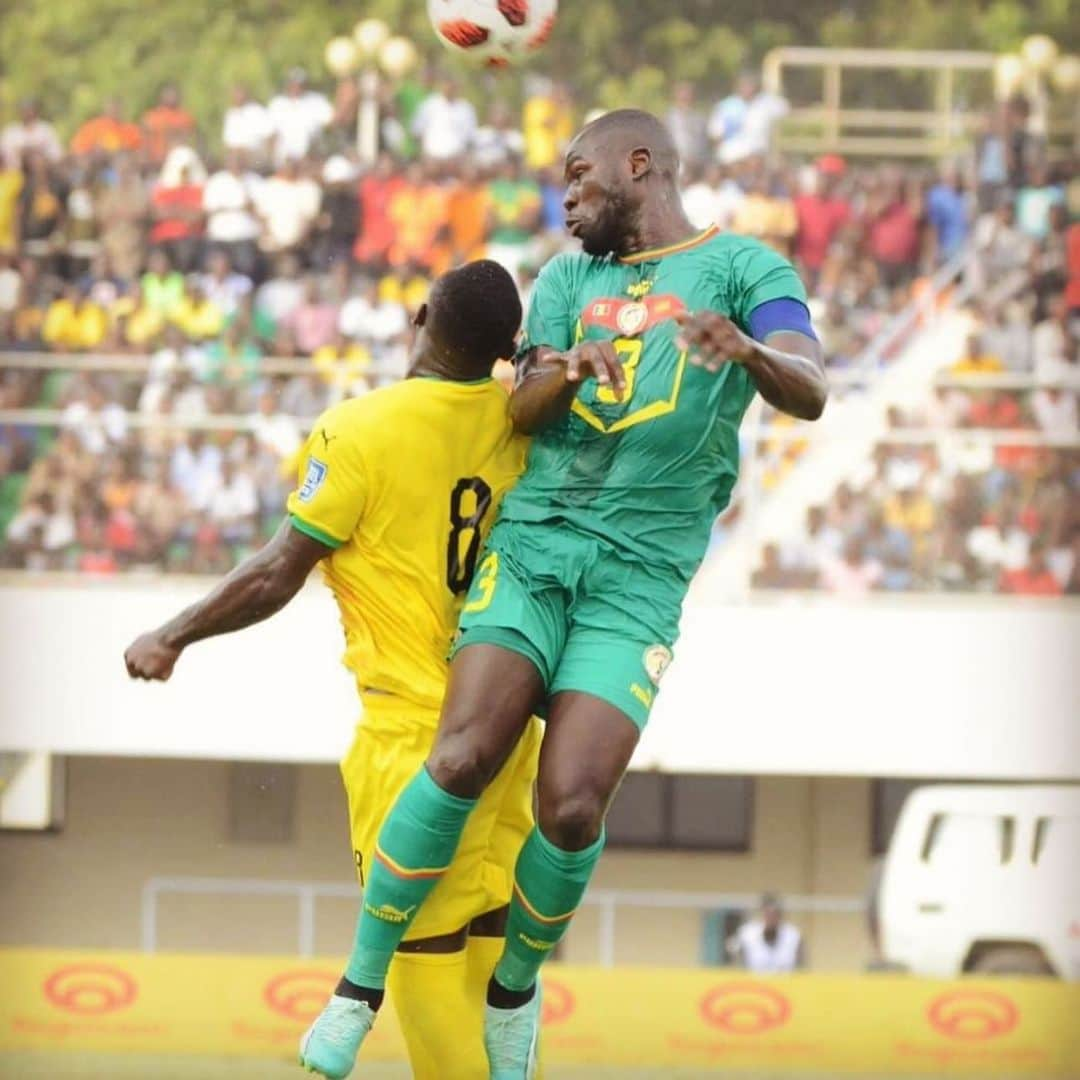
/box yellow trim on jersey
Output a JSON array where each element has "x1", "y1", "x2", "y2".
[
  {"x1": 513, "y1": 884, "x2": 576, "y2": 925},
  {"x1": 618, "y1": 224, "x2": 719, "y2": 264},
  {"x1": 571, "y1": 349, "x2": 688, "y2": 434}
]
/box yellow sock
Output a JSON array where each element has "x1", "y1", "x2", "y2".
[
  {"x1": 387, "y1": 949, "x2": 487, "y2": 1080},
  {"x1": 466, "y1": 935, "x2": 545, "y2": 1079}
]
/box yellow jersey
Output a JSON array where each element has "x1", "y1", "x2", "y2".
[{"x1": 286, "y1": 376, "x2": 528, "y2": 713}]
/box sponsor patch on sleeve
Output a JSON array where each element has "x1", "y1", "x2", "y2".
[{"x1": 298, "y1": 457, "x2": 328, "y2": 503}]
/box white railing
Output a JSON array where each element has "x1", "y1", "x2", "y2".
[{"x1": 139, "y1": 875, "x2": 865, "y2": 966}]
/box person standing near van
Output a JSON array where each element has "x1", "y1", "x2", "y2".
[{"x1": 728, "y1": 893, "x2": 807, "y2": 972}]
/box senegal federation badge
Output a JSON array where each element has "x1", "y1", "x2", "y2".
[
  {"x1": 616, "y1": 301, "x2": 649, "y2": 337},
  {"x1": 643, "y1": 645, "x2": 673, "y2": 686}
]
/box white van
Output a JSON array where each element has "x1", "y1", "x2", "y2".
[{"x1": 877, "y1": 784, "x2": 1080, "y2": 979}]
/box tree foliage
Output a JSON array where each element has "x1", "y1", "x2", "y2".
[{"x1": 1, "y1": 0, "x2": 1076, "y2": 140}]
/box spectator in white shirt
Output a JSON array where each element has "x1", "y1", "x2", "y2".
[
  {"x1": 967, "y1": 507, "x2": 1030, "y2": 574},
  {"x1": 412, "y1": 79, "x2": 477, "y2": 161},
  {"x1": 781, "y1": 504, "x2": 843, "y2": 583},
  {"x1": 200, "y1": 249, "x2": 252, "y2": 318},
  {"x1": 1031, "y1": 386, "x2": 1078, "y2": 436},
  {"x1": 682, "y1": 162, "x2": 743, "y2": 230},
  {"x1": 171, "y1": 432, "x2": 223, "y2": 512},
  {"x1": 223, "y1": 84, "x2": 272, "y2": 160},
  {"x1": 1, "y1": 99, "x2": 62, "y2": 165},
  {"x1": 203, "y1": 150, "x2": 263, "y2": 278},
  {"x1": 727, "y1": 894, "x2": 806, "y2": 973},
  {"x1": 208, "y1": 460, "x2": 258, "y2": 544},
  {"x1": 255, "y1": 253, "x2": 305, "y2": 325},
  {"x1": 708, "y1": 73, "x2": 788, "y2": 165},
  {"x1": 472, "y1": 102, "x2": 526, "y2": 169},
  {"x1": 1032, "y1": 293, "x2": 1078, "y2": 385},
  {"x1": 255, "y1": 157, "x2": 321, "y2": 256},
  {"x1": 250, "y1": 390, "x2": 302, "y2": 460},
  {"x1": 338, "y1": 278, "x2": 408, "y2": 353},
  {"x1": 267, "y1": 68, "x2": 332, "y2": 165},
  {"x1": 61, "y1": 383, "x2": 127, "y2": 455}
]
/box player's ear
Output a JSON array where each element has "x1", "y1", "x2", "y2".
[
  {"x1": 629, "y1": 146, "x2": 652, "y2": 180},
  {"x1": 413, "y1": 302, "x2": 428, "y2": 329}
]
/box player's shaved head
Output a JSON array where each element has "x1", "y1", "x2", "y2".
[
  {"x1": 569, "y1": 108, "x2": 680, "y2": 180},
  {"x1": 561, "y1": 108, "x2": 688, "y2": 258},
  {"x1": 417, "y1": 260, "x2": 522, "y2": 379}
]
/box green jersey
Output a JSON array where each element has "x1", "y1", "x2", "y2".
[{"x1": 501, "y1": 225, "x2": 808, "y2": 584}]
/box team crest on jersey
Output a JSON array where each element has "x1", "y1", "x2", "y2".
[
  {"x1": 298, "y1": 457, "x2": 328, "y2": 503},
  {"x1": 616, "y1": 301, "x2": 649, "y2": 336},
  {"x1": 643, "y1": 645, "x2": 673, "y2": 686}
]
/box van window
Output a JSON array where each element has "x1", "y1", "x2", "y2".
[
  {"x1": 924, "y1": 813, "x2": 1014, "y2": 866},
  {"x1": 1033, "y1": 816, "x2": 1080, "y2": 867}
]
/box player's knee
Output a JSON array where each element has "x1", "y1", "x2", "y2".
[
  {"x1": 427, "y1": 733, "x2": 496, "y2": 799},
  {"x1": 538, "y1": 789, "x2": 605, "y2": 851}
]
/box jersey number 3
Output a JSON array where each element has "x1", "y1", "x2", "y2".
[{"x1": 447, "y1": 477, "x2": 493, "y2": 594}]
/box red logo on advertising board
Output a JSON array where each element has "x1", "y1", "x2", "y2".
[
  {"x1": 699, "y1": 982, "x2": 792, "y2": 1034},
  {"x1": 43, "y1": 964, "x2": 138, "y2": 1015},
  {"x1": 926, "y1": 990, "x2": 1019, "y2": 1041},
  {"x1": 263, "y1": 970, "x2": 338, "y2": 1023},
  {"x1": 541, "y1": 979, "x2": 575, "y2": 1026}
]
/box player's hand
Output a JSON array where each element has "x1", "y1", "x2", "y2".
[
  {"x1": 557, "y1": 340, "x2": 626, "y2": 400},
  {"x1": 675, "y1": 311, "x2": 757, "y2": 373},
  {"x1": 124, "y1": 631, "x2": 182, "y2": 682}
]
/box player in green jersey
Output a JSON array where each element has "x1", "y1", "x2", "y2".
[{"x1": 301, "y1": 108, "x2": 826, "y2": 1079}]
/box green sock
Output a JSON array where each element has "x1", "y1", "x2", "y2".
[
  {"x1": 494, "y1": 825, "x2": 606, "y2": 992},
  {"x1": 345, "y1": 767, "x2": 476, "y2": 990}
]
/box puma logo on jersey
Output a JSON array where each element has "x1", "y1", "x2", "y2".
[
  {"x1": 364, "y1": 902, "x2": 417, "y2": 924},
  {"x1": 319, "y1": 428, "x2": 338, "y2": 451},
  {"x1": 630, "y1": 683, "x2": 654, "y2": 709}
]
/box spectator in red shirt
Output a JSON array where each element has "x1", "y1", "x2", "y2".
[
  {"x1": 794, "y1": 156, "x2": 850, "y2": 285},
  {"x1": 71, "y1": 99, "x2": 142, "y2": 157},
  {"x1": 150, "y1": 161, "x2": 204, "y2": 273},
  {"x1": 1065, "y1": 222, "x2": 1080, "y2": 314},
  {"x1": 353, "y1": 153, "x2": 403, "y2": 270},
  {"x1": 142, "y1": 85, "x2": 196, "y2": 166},
  {"x1": 865, "y1": 176, "x2": 924, "y2": 288},
  {"x1": 999, "y1": 543, "x2": 1064, "y2": 596}
]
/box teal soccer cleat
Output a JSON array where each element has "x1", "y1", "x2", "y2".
[
  {"x1": 298, "y1": 994, "x2": 376, "y2": 1079},
  {"x1": 484, "y1": 981, "x2": 542, "y2": 1080}
]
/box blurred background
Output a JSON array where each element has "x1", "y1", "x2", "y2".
[{"x1": 0, "y1": 0, "x2": 1077, "y2": 1077}]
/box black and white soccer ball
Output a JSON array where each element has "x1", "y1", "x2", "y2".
[{"x1": 427, "y1": 0, "x2": 559, "y2": 67}]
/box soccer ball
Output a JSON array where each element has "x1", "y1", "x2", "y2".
[{"x1": 427, "y1": 0, "x2": 559, "y2": 67}]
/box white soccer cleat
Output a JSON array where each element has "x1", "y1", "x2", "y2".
[
  {"x1": 298, "y1": 993, "x2": 376, "y2": 1079},
  {"x1": 484, "y1": 982, "x2": 542, "y2": 1080}
]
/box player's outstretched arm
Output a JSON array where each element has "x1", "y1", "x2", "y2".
[
  {"x1": 510, "y1": 341, "x2": 626, "y2": 434},
  {"x1": 676, "y1": 312, "x2": 828, "y2": 421},
  {"x1": 123, "y1": 521, "x2": 332, "y2": 681}
]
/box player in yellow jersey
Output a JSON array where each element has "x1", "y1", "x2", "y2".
[{"x1": 124, "y1": 260, "x2": 539, "y2": 1080}]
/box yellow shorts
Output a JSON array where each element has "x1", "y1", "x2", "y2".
[{"x1": 340, "y1": 698, "x2": 540, "y2": 942}]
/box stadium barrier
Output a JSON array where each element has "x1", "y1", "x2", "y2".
[{"x1": 1, "y1": 948, "x2": 1077, "y2": 1074}]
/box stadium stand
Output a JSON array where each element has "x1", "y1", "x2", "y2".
[{"x1": 0, "y1": 79, "x2": 1076, "y2": 589}]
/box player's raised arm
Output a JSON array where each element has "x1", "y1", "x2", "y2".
[
  {"x1": 123, "y1": 521, "x2": 332, "y2": 681},
  {"x1": 510, "y1": 341, "x2": 626, "y2": 434},
  {"x1": 675, "y1": 310, "x2": 827, "y2": 421}
]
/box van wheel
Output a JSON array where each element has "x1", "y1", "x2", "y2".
[{"x1": 969, "y1": 945, "x2": 1055, "y2": 976}]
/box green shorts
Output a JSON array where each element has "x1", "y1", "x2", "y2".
[{"x1": 453, "y1": 518, "x2": 684, "y2": 730}]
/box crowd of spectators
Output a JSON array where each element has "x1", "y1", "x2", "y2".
[
  {"x1": 0, "y1": 69, "x2": 1076, "y2": 586},
  {"x1": 750, "y1": 112, "x2": 1079, "y2": 596}
]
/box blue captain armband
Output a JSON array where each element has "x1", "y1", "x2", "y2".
[{"x1": 747, "y1": 298, "x2": 818, "y2": 344}]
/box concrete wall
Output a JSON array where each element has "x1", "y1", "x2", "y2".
[{"x1": 0, "y1": 757, "x2": 876, "y2": 970}]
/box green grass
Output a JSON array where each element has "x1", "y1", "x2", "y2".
[{"x1": 0, "y1": 1054, "x2": 979, "y2": 1080}]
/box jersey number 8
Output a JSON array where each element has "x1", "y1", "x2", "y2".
[{"x1": 447, "y1": 476, "x2": 493, "y2": 594}]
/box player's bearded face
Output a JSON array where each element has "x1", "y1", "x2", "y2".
[{"x1": 564, "y1": 153, "x2": 638, "y2": 257}]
